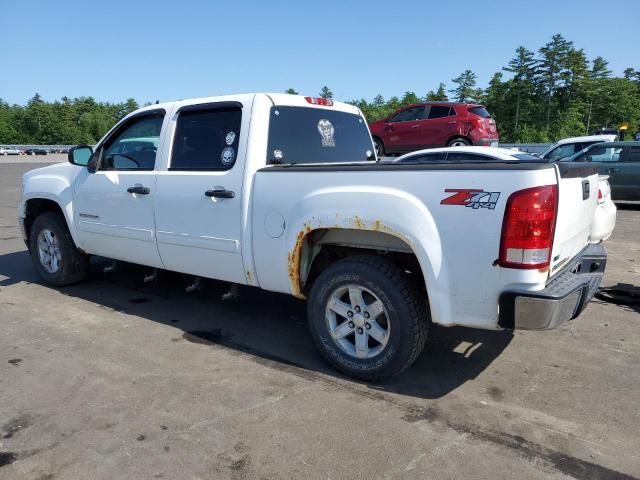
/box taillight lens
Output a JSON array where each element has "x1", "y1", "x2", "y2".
[
  {"x1": 499, "y1": 185, "x2": 558, "y2": 269},
  {"x1": 597, "y1": 188, "x2": 604, "y2": 203},
  {"x1": 305, "y1": 96, "x2": 333, "y2": 106}
]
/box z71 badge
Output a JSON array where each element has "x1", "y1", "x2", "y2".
[{"x1": 440, "y1": 189, "x2": 501, "y2": 210}]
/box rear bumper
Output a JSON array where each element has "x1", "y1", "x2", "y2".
[
  {"x1": 473, "y1": 137, "x2": 499, "y2": 147},
  {"x1": 498, "y1": 244, "x2": 606, "y2": 330}
]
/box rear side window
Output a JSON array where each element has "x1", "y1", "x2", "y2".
[
  {"x1": 171, "y1": 107, "x2": 241, "y2": 170},
  {"x1": 513, "y1": 153, "x2": 543, "y2": 161},
  {"x1": 468, "y1": 106, "x2": 492, "y2": 118},
  {"x1": 445, "y1": 152, "x2": 493, "y2": 161},
  {"x1": 625, "y1": 147, "x2": 640, "y2": 162},
  {"x1": 267, "y1": 106, "x2": 374, "y2": 164},
  {"x1": 396, "y1": 152, "x2": 448, "y2": 163},
  {"x1": 427, "y1": 106, "x2": 453, "y2": 119}
]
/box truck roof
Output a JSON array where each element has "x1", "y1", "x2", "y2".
[{"x1": 134, "y1": 93, "x2": 361, "y2": 116}]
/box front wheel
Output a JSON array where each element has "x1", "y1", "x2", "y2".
[
  {"x1": 373, "y1": 138, "x2": 385, "y2": 158},
  {"x1": 29, "y1": 212, "x2": 89, "y2": 286},
  {"x1": 307, "y1": 255, "x2": 428, "y2": 380}
]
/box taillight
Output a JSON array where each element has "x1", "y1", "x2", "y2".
[
  {"x1": 305, "y1": 96, "x2": 333, "y2": 106},
  {"x1": 499, "y1": 185, "x2": 558, "y2": 269},
  {"x1": 597, "y1": 188, "x2": 604, "y2": 203}
]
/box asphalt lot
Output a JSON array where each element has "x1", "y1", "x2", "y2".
[{"x1": 1, "y1": 160, "x2": 639, "y2": 480}]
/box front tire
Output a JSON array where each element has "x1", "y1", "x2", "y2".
[
  {"x1": 307, "y1": 255, "x2": 428, "y2": 381},
  {"x1": 373, "y1": 138, "x2": 385, "y2": 158},
  {"x1": 29, "y1": 212, "x2": 89, "y2": 286}
]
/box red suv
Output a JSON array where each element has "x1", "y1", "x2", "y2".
[{"x1": 368, "y1": 103, "x2": 499, "y2": 156}]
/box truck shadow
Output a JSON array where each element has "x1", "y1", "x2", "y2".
[{"x1": 0, "y1": 250, "x2": 512, "y2": 400}]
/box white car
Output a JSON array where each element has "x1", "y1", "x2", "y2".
[
  {"x1": 19, "y1": 94, "x2": 608, "y2": 380},
  {"x1": 0, "y1": 146, "x2": 22, "y2": 155},
  {"x1": 394, "y1": 146, "x2": 617, "y2": 244},
  {"x1": 538, "y1": 134, "x2": 617, "y2": 161}
]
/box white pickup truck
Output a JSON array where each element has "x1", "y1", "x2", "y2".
[{"x1": 19, "y1": 93, "x2": 607, "y2": 380}]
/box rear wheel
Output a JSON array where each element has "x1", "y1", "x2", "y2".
[
  {"x1": 307, "y1": 255, "x2": 428, "y2": 380},
  {"x1": 447, "y1": 137, "x2": 470, "y2": 147},
  {"x1": 29, "y1": 212, "x2": 89, "y2": 286}
]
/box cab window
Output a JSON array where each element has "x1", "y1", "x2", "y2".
[
  {"x1": 585, "y1": 146, "x2": 622, "y2": 162},
  {"x1": 99, "y1": 113, "x2": 164, "y2": 171},
  {"x1": 547, "y1": 143, "x2": 575, "y2": 161},
  {"x1": 170, "y1": 107, "x2": 242, "y2": 171}
]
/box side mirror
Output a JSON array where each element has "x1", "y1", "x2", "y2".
[{"x1": 68, "y1": 145, "x2": 93, "y2": 167}]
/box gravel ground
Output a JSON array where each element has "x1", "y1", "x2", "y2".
[{"x1": 0, "y1": 162, "x2": 639, "y2": 480}]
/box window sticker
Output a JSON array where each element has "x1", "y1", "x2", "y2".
[
  {"x1": 317, "y1": 119, "x2": 335, "y2": 147},
  {"x1": 220, "y1": 146, "x2": 235, "y2": 166},
  {"x1": 225, "y1": 131, "x2": 236, "y2": 145}
]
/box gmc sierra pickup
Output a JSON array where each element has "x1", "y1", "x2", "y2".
[{"x1": 19, "y1": 93, "x2": 607, "y2": 380}]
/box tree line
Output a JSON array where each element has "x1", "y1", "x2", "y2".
[{"x1": 1, "y1": 34, "x2": 639, "y2": 145}]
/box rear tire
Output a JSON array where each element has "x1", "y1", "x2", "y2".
[
  {"x1": 307, "y1": 255, "x2": 429, "y2": 381},
  {"x1": 29, "y1": 211, "x2": 89, "y2": 286},
  {"x1": 447, "y1": 137, "x2": 471, "y2": 147}
]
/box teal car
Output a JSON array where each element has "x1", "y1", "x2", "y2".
[{"x1": 568, "y1": 141, "x2": 640, "y2": 201}]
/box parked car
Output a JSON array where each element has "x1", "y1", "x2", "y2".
[
  {"x1": 537, "y1": 135, "x2": 616, "y2": 161},
  {"x1": 593, "y1": 128, "x2": 620, "y2": 137},
  {"x1": 23, "y1": 148, "x2": 48, "y2": 156},
  {"x1": 390, "y1": 146, "x2": 539, "y2": 163},
  {"x1": 0, "y1": 146, "x2": 22, "y2": 155},
  {"x1": 393, "y1": 146, "x2": 616, "y2": 244},
  {"x1": 20, "y1": 93, "x2": 605, "y2": 380},
  {"x1": 368, "y1": 102, "x2": 498, "y2": 156},
  {"x1": 566, "y1": 141, "x2": 640, "y2": 201}
]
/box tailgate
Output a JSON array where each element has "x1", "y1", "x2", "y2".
[{"x1": 550, "y1": 162, "x2": 600, "y2": 276}]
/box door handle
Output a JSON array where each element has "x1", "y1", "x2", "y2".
[
  {"x1": 411, "y1": 125, "x2": 420, "y2": 128},
  {"x1": 127, "y1": 185, "x2": 150, "y2": 195},
  {"x1": 205, "y1": 188, "x2": 235, "y2": 199},
  {"x1": 447, "y1": 121, "x2": 457, "y2": 124},
  {"x1": 607, "y1": 168, "x2": 618, "y2": 173}
]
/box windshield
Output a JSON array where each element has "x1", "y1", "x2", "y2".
[{"x1": 267, "y1": 106, "x2": 374, "y2": 164}]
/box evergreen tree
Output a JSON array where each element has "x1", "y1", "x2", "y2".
[
  {"x1": 449, "y1": 70, "x2": 478, "y2": 102},
  {"x1": 319, "y1": 86, "x2": 333, "y2": 99},
  {"x1": 590, "y1": 56, "x2": 612, "y2": 80},
  {"x1": 502, "y1": 46, "x2": 537, "y2": 133},
  {"x1": 425, "y1": 83, "x2": 448, "y2": 101},
  {"x1": 537, "y1": 34, "x2": 573, "y2": 131}
]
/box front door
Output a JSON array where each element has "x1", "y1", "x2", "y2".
[
  {"x1": 615, "y1": 146, "x2": 640, "y2": 201},
  {"x1": 154, "y1": 101, "x2": 249, "y2": 284},
  {"x1": 73, "y1": 111, "x2": 166, "y2": 268},
  {"x1": 381, "y1": 106, "x2": 425, "y2": 153}
]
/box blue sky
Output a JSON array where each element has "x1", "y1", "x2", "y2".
[{"x1": 1, "y1": 0, "x2": 637, "y2": 105}]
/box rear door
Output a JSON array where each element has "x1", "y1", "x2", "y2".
[
  {"x1": 154, "y1": 100, "x2": 250, "y2": 284},
  {"x1": 549, "y1": 163, "x2": 599, "y2": 276},
  {"x1": 419, "y1": 106, "x2": 456, "y2": 147}
]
